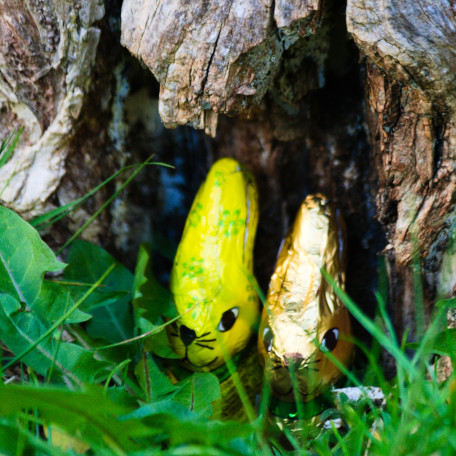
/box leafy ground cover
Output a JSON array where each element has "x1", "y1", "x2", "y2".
[{"x1": 1, "y1": 134, "x2": 456, "y2": 455}]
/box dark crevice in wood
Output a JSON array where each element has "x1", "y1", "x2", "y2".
[{"x1": 432, "y1": 114, "x2": 445, "y2": 180}]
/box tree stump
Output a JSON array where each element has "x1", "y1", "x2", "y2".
[
  {"x1": 0, "y1": 0, "x2": 105, "y2": 216},
  {"x1": 1, "y1": 0, "x2": 455, "y2": 355},
  {"x1": 347, "y1": 0, "x2": 456, "y2": 333}
]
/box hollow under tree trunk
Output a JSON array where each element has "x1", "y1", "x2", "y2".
[
  {"x1": 121, "y1": 0, "x2": 456, "y2": 340},
  {"x1": 1, "y1": 0, "x2": 455, "y2": 375}
]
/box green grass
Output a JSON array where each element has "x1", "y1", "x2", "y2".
[
  {"x1": 2, "y1": 206, "x2": 456, "y2": 456},
  {"x1": 1, "y1": 130, "x2": 456, "y2": 454}
]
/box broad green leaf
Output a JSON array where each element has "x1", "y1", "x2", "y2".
[
  {"x1": 4, "y1": 263, "x2": 115, "y2": 374},
  {"x1": 433, "y1": 329, "x2": 456, "y2": 356},
  {"x1": 134, "y1": 360, "x2": 220, "y2": 416},
  {"x1": 139, "y1": 315, "x2": 180, "y2": 358},
  {"x1": 70, "y1": 325, "x2": 136, "y2": 371},
  {"x1": 0, "y1": 294, "x2": 110, "y2": 385},
  {"x1": 104, "y1": 386, "x2": 140, "y2": 410},
  {"x1": 0, "y1": 206, "x2": 65, "y2": 307},
  {"x1": 133, "y1": 243, "x2": 175, "y2": 322},
  {"x1": 0, "y1": 294, "x2": 62, "y2": 376},
  {"x1": 172, "y1": 372, "x2": 221, "y2": 417},
  {"x1": 64, "y1": 240, "x2": 134, "y2": 344},
  {"x1": 38, "y1": 280, "x2": 92, "y2": 324},
  {"x1": 135, "y1": 355, "x2": 178, "y2": 402},
  {"x1": 56, "y1": 343, "x2": 111, "y2": 384},
  {"x1": 160, "y1": 414, "x2": 253, "y2": 448},
  {"x1": 126, "y1": 399, "x2": 194, "y2": 421}
]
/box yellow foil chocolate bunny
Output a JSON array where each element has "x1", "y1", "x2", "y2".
[
  {"x1": 258, "y1": 194, "x2": 354, "y2": 417},
  {"x1": 167, "y1": 158, "x2": 261, "y2": 418}
]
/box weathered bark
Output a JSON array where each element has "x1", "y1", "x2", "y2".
[
  {"x1": 0, "y1": 0, "x2": 105, "y2": 216},
  {"x1": 120, "y1": 0, "x2": 323, "y2": 136},
  {"x1": 347, "y1": 0, "x2": 456, "y2": 335},
  {"x1": 0, "y1": 1, "x2": 145, "y2": 255}
]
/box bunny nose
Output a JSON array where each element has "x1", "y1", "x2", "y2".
[
  {"x1": 180, "y1": 325, "x2": 197, "y2": 346},
  {"x1": 283, "y1": 353, "x2": 304, "y2": 368}
]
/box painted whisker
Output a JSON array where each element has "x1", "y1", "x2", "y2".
[{"x1": 195, "y1": 343, "x2": 214, "y2": 350}]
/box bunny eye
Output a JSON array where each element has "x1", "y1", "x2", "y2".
[
  {"x1": 263, "y1": 326, "x2": 273, "y2": 352},
  {"x1": 320, "y1": 328, "x2": 339, "y2": 352},
  {"x1": 217, "y1": 307, "x2": 239, "y2": 332}
]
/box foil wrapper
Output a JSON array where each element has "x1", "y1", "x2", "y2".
[
  {"x1": 167, "y1": 158, "x2": 260, "y2": 372},
  {"x1": 258, "y1": 194, "x2": 354, "y2": 403}
]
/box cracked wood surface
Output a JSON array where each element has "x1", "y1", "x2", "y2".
[
  {"x1": 347, "y1": 0, "x2": 456, "y2": 115},
  {"x1": 121, "y1": 0, "x2": 321, "y2": 136},
  {"x1": 0, "y1": 0, "x2": 104, "y2": 215},
  {"x1": 274, "y1": 0, "x2": 320, "y2": 29},
  {"x1": 347, "y1": 0, "x2": 456, "y2": 329}
]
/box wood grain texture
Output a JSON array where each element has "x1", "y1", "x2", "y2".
[
  {"x1": 121, "y1": 0, "x2": 322, "y2": 136},
  {"x1": 347, "y1": 0, "x2": 456, "y2": 329},
  {"x1": 0, "y1": 0, "x2": 104, "y2": 215},
  {"x1": 347, "y1": 0, "x2": 456, "y2": 115},
  {"x1": 274, "y1": 0, "x2": 320, "y2": 29},
  {"x1": 274, "y1": 0, "x2": 321, "y2": 28}
]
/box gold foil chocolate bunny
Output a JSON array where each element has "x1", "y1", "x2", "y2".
[{"x1": 258, "y1": 194, "x2": 354, "y2": 418}]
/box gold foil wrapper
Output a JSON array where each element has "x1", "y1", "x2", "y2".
[
  {"x1": 167, "y1": 158, "x2": 260, "y2": 372},
  {"x1": 258, "y1": 194, "x2": 354, "y2": 402}
]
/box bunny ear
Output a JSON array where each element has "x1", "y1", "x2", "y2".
[
  {"x1": 264, "y1": 194, "x2": 336, "y2": 327},
  {"x1": 170, "y1": 158, "x2": 258, "y2": 304}
]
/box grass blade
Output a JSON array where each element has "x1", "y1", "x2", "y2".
[
  {"x1": 214, "y1": 330, "x2": 256, "y2": 424},
  {"x1": 56, "y1": 156, "x2": 171, "y2": 254},
  {"x1": 32, "y1": 158, "x2": 172, "y2": 231},
  {"x1": 0, "y1": 127, "x2": 23, "y2": 168},
  {"x1": 321, "y1": 268, "x2": 414, "y2": 376}
]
